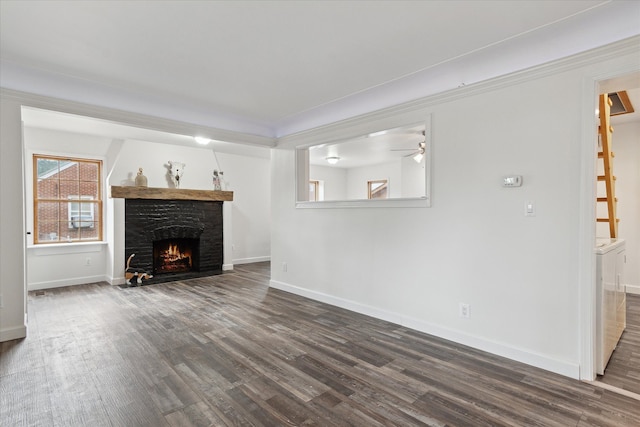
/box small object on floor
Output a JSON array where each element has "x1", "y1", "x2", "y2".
[{"x1": 124, "y1": 253, "x2": 153, "y2": 286}]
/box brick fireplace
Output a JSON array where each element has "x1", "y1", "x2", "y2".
[{"x1": 112, "y1": 186, "x2": 233, "y2": 285}]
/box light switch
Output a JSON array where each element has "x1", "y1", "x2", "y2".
[{"x1": 525, "y1": 200, "x2": 535, "y2": 217}]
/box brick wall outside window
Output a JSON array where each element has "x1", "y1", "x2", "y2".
[{"x1": 34, "y1": 155, "x2": 103, "y2": 244}]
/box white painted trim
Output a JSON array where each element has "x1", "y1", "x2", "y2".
[
  {"x1": 28, "y1": 275, "x2": 109, "y2": 291},
  {"x1": 0, "y1": 325, "x2": 27, "y2": 342},
  {"x1": 28, "y1": 241, "x2": 107, "y2": 254},
  {"x1": 269, "y1": 279, "x2": 405, "y2": 324},
  {"x1": 577, "y1": 75, "x2": 599, "y2": 382},
  {"x1": 296, "y1": 198, "x2": 429, "y2": 209},
  {"x1": 108, "y1": 276, "x2": 126, "y2": 286},
  {"x1": 223, "y1": 202, "x2": 233, "y2": 271},
  {"x1": 21, "y1": 109, "x2": 28, "y2": 336},
  {"x1": 577, "y1": 58, "x2": 640, "y2": 381},
  {"x1": 277, "y1": 36, "x2": 640, "y2": 148},
  {"x1": 293, "y1": 115, "x2": 433, "y2": 209},
  {"x1": 1, "y1": 88, "x2": 276, "y2": 148},
  {"x1": 233, "y1": 256, "x2": 270, "y2": 265},
  {"x1": 270, "y1": 279, "x2": 580, "y2": 379},
  {"x1": 626, "y1": 284, "x2": 640, "y2": 295}
]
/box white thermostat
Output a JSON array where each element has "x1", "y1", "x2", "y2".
[{"x1": 502, "y1": 175, "x2": 523, "y2": 187}]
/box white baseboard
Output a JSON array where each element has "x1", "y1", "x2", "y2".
[
  {"x1": 233, "y1": 256, "x2": 270, "y2": 265},
  {"x1": 28, "y1": 275, "x2": 108, "y2": 291},
  {"x1": 222, "y1": 263, "x2": 234, "y2": 271},
  {"x1": 108, "y1": 276, "x2": 126, "y2": 286},
  {"x1": 626, "y1": 284, "x2": 640, "y2": 295},
  {"x1": 269, "y1": 279, "x2": 580, "y2": 380},
  {"x1": 0, "y1": 325, "x2": 27, "y2": 342}
]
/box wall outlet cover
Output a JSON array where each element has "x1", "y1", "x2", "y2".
[{"x1": 459, "y1": 303, "x2": 470, "y2": 318}]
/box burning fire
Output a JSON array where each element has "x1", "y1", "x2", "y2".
[
  {"x1": 164, "y1": 243, "x2": 191, "y2": 264},
  {"x1": 156, "y1": 241, "x2": 193, "y2": 273}
]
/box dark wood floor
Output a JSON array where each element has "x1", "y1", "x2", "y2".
[
  {"x1": 598, "y1": 294, "x2": 640, "y2": 395},
  {"x1": 1, "y1": 262, "x2": 639, "y2": 426}
]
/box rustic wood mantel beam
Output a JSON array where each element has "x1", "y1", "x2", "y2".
[{"x1": 110, "y1": 186, "x2": 233, "y2": 202}]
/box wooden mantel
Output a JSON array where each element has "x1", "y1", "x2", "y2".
[{"x1": 110, "y1": 186, "x2": 233, "y2": 202}]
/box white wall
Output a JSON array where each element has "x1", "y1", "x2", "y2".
[
  {"x1": 110, "y1": 139, "x2": 217, "y2": 190},
  {"x1": 613, "y1": 121, "x2": 640, "y2": 292},
  {"x1": 346, "y1": 160, "x2": 401, "y2": 199},
  {"x1": 217, "y1": 152, "x2": 271, "y2": 264},
  {"x1": 24, "y1": 128, "x2": 112, "y2": 289},
  {"x1": 108, "y1": 139, "x2": 271, "y2": 265},
  {"x1": 0, "y1": 96, "x2": 27, "y2": 342},
  {"x1": 21, "y1": 129, "x2": 271, "y2": 290},
  {"x1": 270, "y1": 49, "x2": 639, "y2": 379},
  {"x1": 401, "y1": 156, "x2": 426, "y2": 198},
  {"x1": 309, "y1": 164, "x2": 347, "y2": 201},
  {"x1": 311, "y1": 158, "x2": 426, "y2": 201}
]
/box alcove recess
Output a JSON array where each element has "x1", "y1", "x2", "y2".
[{"x1": 111, "y1": 186, "x2": 233, "y2": 284}]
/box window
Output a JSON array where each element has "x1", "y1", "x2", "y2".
[
  {"x1": 368, "y1": 180, "x2": 388, "y2": 199},
  {"x1": 68, "y1": 195, "x2": 95, "y2": 229},
  {"x1": 34, "y1": 155, "x2": 103, "y2": 244}
]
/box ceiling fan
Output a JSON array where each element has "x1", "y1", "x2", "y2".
[{"x1": 390, "y1": 130, "x2": 426, "y2": 162}]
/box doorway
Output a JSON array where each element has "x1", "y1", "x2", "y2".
[{"x1": 593, "y1": 72, "x2": 640, "y2": 392}]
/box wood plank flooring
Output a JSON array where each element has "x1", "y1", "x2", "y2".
[
  {"x1": 1, "y1": 262, "x2": 639, "y2": 426},
  {"x1": 597, "y1": 294, "x2": 640, "y2": 395}
]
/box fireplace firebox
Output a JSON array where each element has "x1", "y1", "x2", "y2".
[{"x1": 153, "y1": 238, "x2": 199, "y2": 274}]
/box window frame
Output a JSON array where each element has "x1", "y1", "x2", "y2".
[
  {"x1": 294, "y1": 115, "x2": 432, "y2": 209},
  {"x1": 309, "y1": 180, "x2": 320, "y2": 201},
  {"x1": 33, "y1": 154, "x2": 103, "y2": 244},
  {"x1": 367, "y1": 179, "x2": 389, "y2": 199},
  {"x1": 68, "y1": 195, "x2": 96, "y2": 229}
]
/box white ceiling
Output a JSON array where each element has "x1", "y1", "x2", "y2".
[
  {"x1": 2, "y1": 1, "x2": 639, "y2": 142},
  {"x1": 20, "y1": 106, "x2": 272, "y2": 159}
]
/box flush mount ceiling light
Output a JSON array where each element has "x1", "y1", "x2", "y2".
[
  {"x1": 368, "y1": 130, "x2": 388, "y2": 138},
  {"x1": 194, "y1": 136, "x2": 211, "y2": 145},
  {"x1": 326, "y1": 156, "x2": 340, "y2": 165}
]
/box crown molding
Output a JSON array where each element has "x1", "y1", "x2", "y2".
[
  {"x1": 277, "y1": 35, "x2": 640, "y2": 149},
  {"x1": 0, "y1": 87, "x2": 277, "y2": 148},
  {"x1": 3, "y1": 35, "x2": 638, "y2": 150}
]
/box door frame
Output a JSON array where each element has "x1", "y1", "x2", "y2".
[{"x1": 578, "y1": 65, "x2": 639, "y2": 381}]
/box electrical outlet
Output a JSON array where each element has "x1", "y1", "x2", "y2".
[
  {"x1": 459, "y1": 303, "x2": 470, "y2": 318},
  {"x1": 85, "y1": 257, "x2": 91, "y2": 266},
  {"x1": 282, "y1": 262, "x2": 288, "y2": 272}
]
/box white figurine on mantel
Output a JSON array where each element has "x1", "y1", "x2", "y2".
[
  {"x1": 213, "y1": 170, "x2": 224, "y2": 191},
  {"x1": 168, "y1": 161, "x2": 185, "y2": 188}
]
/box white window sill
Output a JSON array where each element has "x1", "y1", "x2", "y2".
[{"x1": 28, "y1": 241, "x2": 107, "y2": 256}]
